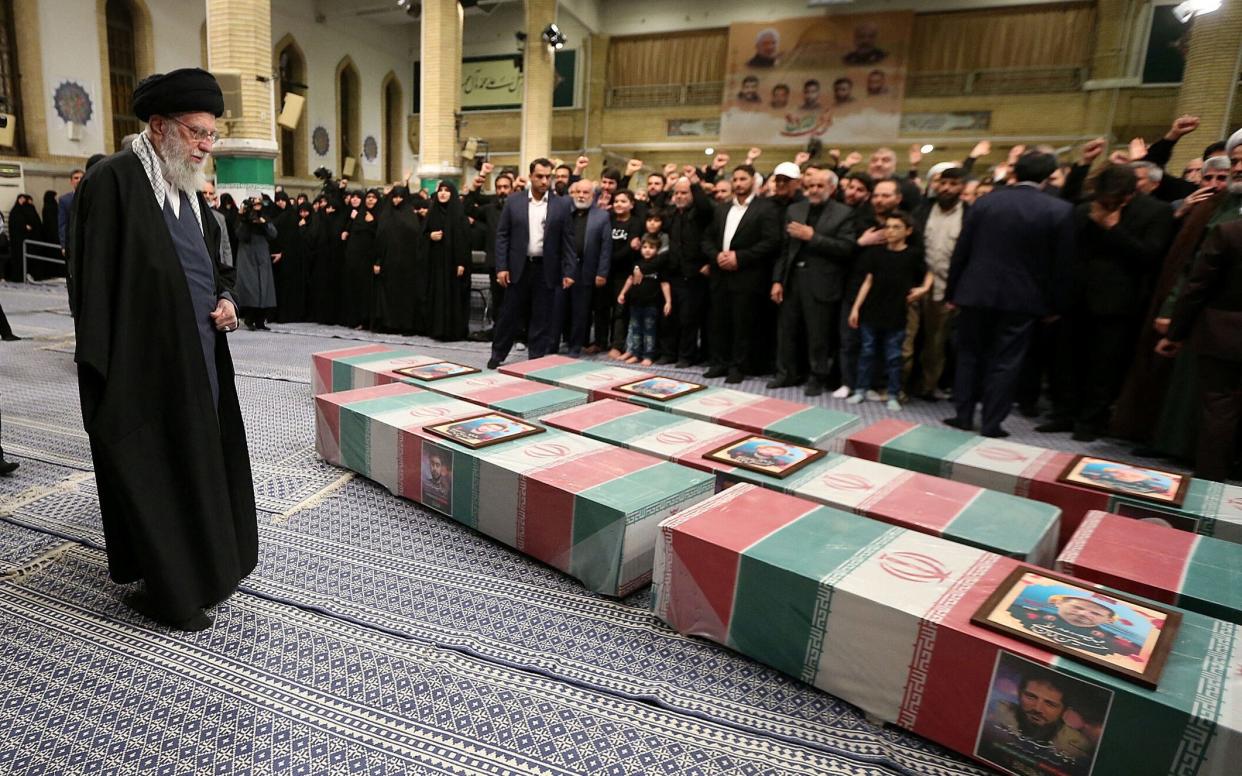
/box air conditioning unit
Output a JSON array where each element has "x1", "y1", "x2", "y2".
[
  {"x1": 212, "y1": 69, "x2": 244, "y2": 120},
  {"x1": 0, "y1": 115, "x2": 15, "y2": 148}
]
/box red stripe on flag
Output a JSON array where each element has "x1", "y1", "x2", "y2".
[
  {"x1": 1026, "y1": 452, "x2": 1110, "y2": 546},
  {"x1": 869, "y1": 473, "x2": 977, "y2": 533},
  {"x1": 542, "y1": 398, "x2": 647, "y2": 433},
  {"x1": 497, "y1": 354, "x2": 576, "y2": 378},
  {"x1": 519, "y1": 477, "x2": 576, "y2": 574},
  {"x1": 528, "y1": 448, "x2": 654, "y2": 493},
  {"x1": 723, "y1": 396, "x2": 801, "y2": 432},
  {"x1": 1060, "y1": 513, "x2": 1193, "y2": 605},
  {"x1": 843, "y1": 419, "x2": 917, "y2": 461},
  {"x1": 316, "y1": 382, "x2": 423, "y2": 405}
]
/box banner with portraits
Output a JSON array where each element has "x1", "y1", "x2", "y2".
[{"x1": 720, "y1": 12, "x2": 913, "y2": 145}]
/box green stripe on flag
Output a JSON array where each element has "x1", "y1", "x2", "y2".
[
  {"x1": 592, "y1": 410, "x2": 683, "y2": 441},
  {"x1": 569, "y1": 495, "x2": 623, "y2": 594},
  {"x1": 731, "y1": 508, "x2": 893, "y2": 679},
  {"x1": 949, "y1": 490, "x2": 1058, "y2": 560},
  {"x1": 1180, "y1": 538, "x2": 1242, "y2": 624},
  {"x1": 876, "y1": 425, "x2": 969, "y2": 476},
  {"x1": 339, "y1": 408, "x2": 371, "y2": 477},
  {"x1": 331, "y1": 351, "x2": 404, "y2": 391},
  {"x1": 582, "y1": 462, "x2": 713, "y2": 518},
  {"x1": 493, "y1": 388, "x2": 584, "y2": 418},
  {"x1": 524, "y1": 361, "x2": 601, "y2": 383},
  {"x1": 766, "y1": 407, "x2": 858, "y2": 446}
]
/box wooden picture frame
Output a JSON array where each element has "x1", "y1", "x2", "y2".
[
  {"x1": 1057, "y1": 454, "x2": 1189, "y2": 507},
  {"x1": 971, "y1": 566, "x2": 1181, "y2": 689},
  {"x1": 703, "y1": 435, "x2": 825, "y2": 479},
  {"x1": 423, "y1": 412, "x2": 544, "y2": 450},
  {"x1": 394, "y1": 361, "x2": 480, "y2": 381},
  {"x1": 613, "y1": 377, "x2": 706, "y2": 402}
]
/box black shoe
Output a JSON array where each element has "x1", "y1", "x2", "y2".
[
  {"x1": 725, "y1": 369, "x2": 744, "y2": 384},
  {"x1": 804, "y1": 379, "x2": 824, "y2": 397},
  {"x1": 486, "y1": 358, "x2": 501, "y2": 370},
  {"x1": 0, "y1": 460, "x2": 18, "y2": 476},
  {"x1": 675, "y1": 361, "x2": 692, "y2": 369},
  {"x1": 703, "y1": 366, "x2": 728, "y2": 379},
  {"x1": 766, "y1": 375, "x2": 800, "y2": 389},
  {"x1": 1, "y1": 334, "x2": 19, "y2": 342},
  {"x1": 655, "y1": 356, "x2": 677, "y2": 365},
  {"x1": 1131, "y1": 445, "x2": 1167, "y2": 459},
  {"x1": 1018, "y1": 404, "x2": 1041, "y2": 418},
  {"x1": 1035, "y1": 419, "x2": 1073, "y2": 433},
  {"x1": 943, "y1": 416, "x2": 973, "y2": 431},
  {"x1": 126, "y1": 590, "x2": 213, "y2": 632},
  {"x1": 981, "y1": 428, "x2": 1011, "y2": 439}
]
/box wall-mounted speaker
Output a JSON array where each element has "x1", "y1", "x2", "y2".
[{"x1": 277, "y1": 92, "x2": 304, "y2": 130}]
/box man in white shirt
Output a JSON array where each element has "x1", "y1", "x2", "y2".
[{"x1": 913, "y1": 167, "x2": 967, "y2": 398}]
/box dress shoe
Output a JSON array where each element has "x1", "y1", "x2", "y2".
[
  {"x1": 1018, "y1": 403, "x2": 1041, "y2": 418},
  {"x1": 584, "y1": 345, "x2": 601, "y2": 355},
  {"x1": 766, "y1": 375, "x2": 801, "y2": 389},
  {"x1": 803, "y1": 379, "x2": 824, "y2": 397},
  {"x1": 486, "y1": 357, "x2": 501, "y2": 370},
  {"x1": 703, "y1": 366, "x2": 728, "y2": 379},
  {"x1": 1, "y1": 334, "x2": 20, "y2": 342},
  {"x1": 675, "y1": 361, "x2": 692, "y2": 369},
  {"x1": 943, "y1": 416, "x2": 973, "y2": 431},
  {"x1": 981, "y1": 428, "x2": 1010, "y2": 439},
  {"x1": 1071, "y1": 426, "x2": 1099, "y2": 443},
  {"x1": 1034, "y1": 419, "x2": 1073, "y2": 434},
  {"x1": 567, "y1": 348, "x2": 583, "y2": 358},
  {"x1": 725, "y1": 369, "x2": 744, "y2": 384},
  {"x1": 1130, "y1": 445, "x2": 1168, "y2": 459},
  {"x1": 0, "y1": 460, "x2": 18, "y2": 476},
  {"x1": 655, "y1": 356, "x2": 677, "y2": 366}
]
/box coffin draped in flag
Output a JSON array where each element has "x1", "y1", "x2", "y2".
[
  {"x1": 844, "y1": 419, "x2": 1242, "y2": 547},
  {"x1": 543, "y1": 399, "x2": 1060, "y2": 565},
  {"x1": 654, "y1": 484, "x2": 1242, "y2": 776},
  {"x1": 314, "y1": 382, "x2": 714, "y2": 596},
  {"x1": 501, "y1": 355, "x2": 860, "y2": 449},
  {"x1": 1058, "y1": 511, "x2": 1242, "y2": 626}
]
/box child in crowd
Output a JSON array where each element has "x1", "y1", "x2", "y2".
[
  {"x1": 642, "y1": 209, "x2": 670, "y2": 255},
  {"x1": 617, "y1": 235, "x2": 672, "y2": 366},
  {"x1": 847, "y1": 212, "x2": 931, "y2": 411}
]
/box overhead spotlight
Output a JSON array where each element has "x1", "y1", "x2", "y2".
[
  {"x1": 541, "y1": 23, "x2": 566, "y2": 50},
  {"x1": 704, "y1": 147, "x2": 715, "y2": 156},
  {"x1": 396, "y1": 0, "x2": 420, "y2": 18},
  {"x1": 920, "y1": 144, "x2": 935, "y2": 154},
  {"x1": 1172, "y1": 0, "x2": 1221, "y2": 22}
]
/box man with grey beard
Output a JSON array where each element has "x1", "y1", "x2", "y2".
[{"x1": 70, "y1": 68, "x2": 257, "y2": 632}]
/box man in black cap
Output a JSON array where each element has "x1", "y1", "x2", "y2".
[{"x1": 70, "y1": 67, "x2": 257, "y2": 632}]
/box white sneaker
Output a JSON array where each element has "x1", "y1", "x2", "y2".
[
  {"x1": 865, "y1": 389, "x2": 883, "y2": 402},
  {"x1": 846, "y1": 392, "x2": 865, "y2": 405},
  {"x1": 933, "y1": 388, "x2": 951, "y2": 400},
  {"x1": 886, "y1": 398, "x2": 903, "y2": 411},
  {"x1": 831, "y1": 385, "x2": 851, "y2": 399},
  {"x1": 515, "y1": 342, "x2": 527, "y2": 352}
]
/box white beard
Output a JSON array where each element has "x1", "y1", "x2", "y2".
[{"x1": 152, "y1": 130, "x2": 208, "y2": 193}]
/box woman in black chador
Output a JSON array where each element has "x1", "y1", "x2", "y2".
[
  {"x1": 5, "y1": 194, "x2": 42, "y2": 282},
  {"x1": 422, "y1": 181, "x2": 471, "y2": 341},
  {"x1": 340, "y1": 189, "x2": 380, "y2": 329},
  {"x1": 373, "y1": 186, "x2": 423, "y2": 334}
]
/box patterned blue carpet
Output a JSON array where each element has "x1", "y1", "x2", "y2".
[{"x1": 0, "y1": 281, "x2": 1000, "y2": 774}]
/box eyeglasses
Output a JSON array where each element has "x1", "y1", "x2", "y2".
[{"x1": 169, "y1": 116, "x2": 219, "y2": 143}]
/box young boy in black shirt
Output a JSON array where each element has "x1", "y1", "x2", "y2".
[
  {"x1": 618, "y1": 235, "x2": 673, "y2": 365},
  {"x1": 847, "y1": 211, "x2": 931, "y2": 410}
]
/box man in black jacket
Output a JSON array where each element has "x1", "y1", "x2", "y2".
[
  {"x1": 769, "y1": 168, "x2": 858, "y2": 395},
  {"x1": 1039, "y1": 164, "x2": 1174, "y2": 440},
  {"x1": 661, "y1": 175, "x2": 715, "y2": 366},
  {"x1": 701, "y1": 165, "x2": 781, "y2": 383}
]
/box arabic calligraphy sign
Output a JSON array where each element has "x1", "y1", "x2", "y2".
[{"x1": 460, "y1": 52, "x2": 577, "y2": 111}]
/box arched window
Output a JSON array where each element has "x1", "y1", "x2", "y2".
[
  {"x1": 277, "y1": 38, "x2": 308, "y2": 178},
  {"x1": 105, "y1": 0, "x2": 140, "y2": 146},
  {"x1": 337, "y1": 58, "x2": 360, "y2": 179},
  {"x1": 381, "y1": 74, "x2": 403, "y2": 184},
  {"x1": 0, "y1": 0, "x2": 25, "y2": 154}
]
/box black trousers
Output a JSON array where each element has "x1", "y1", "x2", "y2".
[
  {"x1": 491, "y1": 260, "x2": 556, "y2": 362},
  {"x1": 0, "y1": 302, "x2": 13, "y2": 339},
  {"x1": 952, "y1": 307, "x2": 1036, "y2": 435},
  {"x1": 661, "y1": 275, "x2": 708, "y2": 362},
  {"x1": 708, "y1": 269, "x2": 763, "y2": 372},
  {"x1": 587, "y1": 274, "x2": 628, "y2": 351},
  {"x1": 1195, "y1": 354, "x2": 1242, "y2": 481},
  {"x1": 776, "y1": 267, "x2": 839, "y2": 381}
]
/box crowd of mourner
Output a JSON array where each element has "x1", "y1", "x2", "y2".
[{"x1": 6, "y1": 114, "x2": 1242, "y2": 482}]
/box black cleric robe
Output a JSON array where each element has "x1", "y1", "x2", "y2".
[{"x1": 70, "y1": 145, "x2": 257, "y2": 622}]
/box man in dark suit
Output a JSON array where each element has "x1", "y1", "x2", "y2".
[
  {"x1": 945, "y1": 152, "x2": 1075, "y2": 437},
  {"x1": 769, "y1": 168, "x2": 858, "y2": 395},
  {"x1": 563, "y1": 178, "x2": 612, "y2": 356},
  {"x1": 1039, "y1": 164, "x2": 1174, "y2": 440},
  {"x1": 489, "y1": 158, "x2": 573, "y2": 368},
  {"x1": 701, "y1": 165, "x2": 782, "y2": 383},
  {"x1": 1159, "y1": 219, "x2": 1242, "y2": 481},
  {"x1": 661, "y1": 175, "x2": 715, "y2": 366}
]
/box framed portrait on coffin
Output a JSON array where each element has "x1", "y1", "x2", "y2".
[
  {"x1": 613, "y1": 377, "x2": 705, "y2": 401},
  {"x1": 1057, "y1": 455, "x2": 1188, "y2": 507},
  {"x1": 424, "y1": 412, "x2": 544, "y2": 450},
  {"x1": 395, "y1": 361, "x2": 480, "y2": 381},
  {"x1": 971, "y1": 566, "x2": 1181, "y2": 689},
  {"x1": 703, "y1": 435, "x2": 825, "y2": 479}
]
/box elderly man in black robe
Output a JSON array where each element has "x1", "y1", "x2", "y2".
[{"x1": 70, "y1": 68, "x2": 257, "y2": 632}]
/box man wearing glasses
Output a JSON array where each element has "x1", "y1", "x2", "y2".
[{"x1": 70, "y1": 68, "x2": 257, "y2": 632}]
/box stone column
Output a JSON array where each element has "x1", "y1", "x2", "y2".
[
  {"x1": 205, "y1": 0, "x2": 277, "y2": 201},
  {"x1": 418, "y1": 0, "x2": 464, "y2": 187},
  {"x1": 520, "y1": 0, "x2": 556, "y2": 164},
  {"x1": 583, "y1": 33, "x2": 609, "y2": 154},
  {"x1": 1171, "y1": 3, "x2": 1242, "y2": 171}
]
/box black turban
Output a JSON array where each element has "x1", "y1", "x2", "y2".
[{"x1": 132, "y1": 68, "x2": 224, "y2": 122}]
